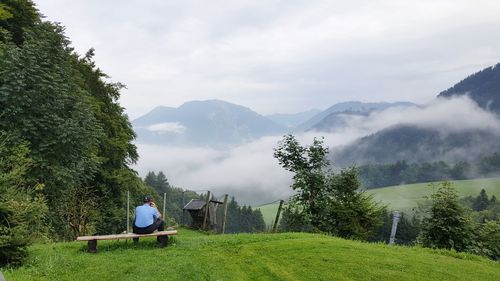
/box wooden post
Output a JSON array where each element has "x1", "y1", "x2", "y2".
[
  {"x1": 88, "y1": 240, "x2": 97, "y2": 253},
  {"x1": 389, "y1": 211, "x2": 400, "y2": 245},
  {"x1": 163, "y1": 192, "x2": 167, "y2": 220},
  {"x1": 181, "y1": 191, "x2": 185, "y2": 225},
  {"x1": 221, "y1": 194, "x2": 229, "y2": 234},
  {"x1": 126, "y1": 190, "x2": 130, "y2": 233},
  {"x1": 202, "y1": 191, "x2": 211, "y2": 230},
  {"x1": 273, "y1": 200, "x2": 284, "y2": 233}
]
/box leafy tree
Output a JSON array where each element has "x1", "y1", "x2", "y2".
[
  {"x1": 475, "y1": 219, "x2": 500, "y2": 260},
  {"x1": 419, "y1": 182, "x2": 474, "y2": 251},
  {"x1": 0, "y1": 0, "x2": 144, "y2": 239},
  {"x1": 274, "y1": 134, "x2": 384, "y2": 240}
]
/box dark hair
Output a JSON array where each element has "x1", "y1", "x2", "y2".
[{"x1": 143, "y1": 196, "x2": 153, "y2": 203}]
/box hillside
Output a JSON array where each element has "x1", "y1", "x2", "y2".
[
  {"x1": 438, "y1": 63, "x2": 500, "y2": 112},
  {"x1": 132, "y1": 100, "x2": 285, "y2": 147},
  {"x1": 266, "y1": 109, "x2": 321, "y2": 129},
  {"x1": 332, "y1": 64, "x2": 500, "y2": 166},
  {"x1": 366, "y1": 177, "x2": 500, "y2": 212},
  {"x1": 4, "y1": 229, "x2": 500, "y2": 281},
  {"x1": 334, "y1": 125, "x2": 500, "y2": 166},
  {"x1": 297, "y1": 101, "x2": 415, "y2": 131}
]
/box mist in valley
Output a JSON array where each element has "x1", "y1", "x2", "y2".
[{"x1": 133, "y1": 96, "x2": 500, "y2": 204}]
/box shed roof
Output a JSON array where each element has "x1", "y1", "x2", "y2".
[{"x1": 183, "y1": 199, "x2": 206, "y2": 210}]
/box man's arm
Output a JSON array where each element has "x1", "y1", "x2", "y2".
[{"x1": 150, "y1": 202, "x2": 161, "y2": 218}]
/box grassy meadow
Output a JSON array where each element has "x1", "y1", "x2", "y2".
[
  {"x1": 366, "y1": 177, "x2": 500, "y2": 212},
  {"x1": 259, "y1": 177, "x2": 500, "y2": 225},
  {"x1": 2, "y1": 228, "x2": 500, "y2": 281}
]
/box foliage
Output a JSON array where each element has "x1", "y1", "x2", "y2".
[
  {"x1": 419, "y1": 182, "x2": 475, "y2": 252},
  {"x1": 0, "y1": 0, "x2": 143, "y2": 241},
  {"x1": 279, "y1": 201, "x2": 313, "y2": 232},
  {"x1": 475, "y1": 219, "x2": 500, "y2": 260},
  {"x1": 274, "y1": 134, "x2": 384, "y2": 240},
  {"x1": 0, "y1": 140, "x2": 49, "y2": 267}
]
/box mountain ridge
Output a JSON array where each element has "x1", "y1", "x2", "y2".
[{"x1": 132, "y1": 99, "x2": 285, "y2": 147}]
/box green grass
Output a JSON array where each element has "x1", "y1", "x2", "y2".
[
  {"x1": 366, "y1": 177, "x2": 500, "y2": 211},
  {"x1": 2, "y1": 229, "x2": 499, "y2": 280}
]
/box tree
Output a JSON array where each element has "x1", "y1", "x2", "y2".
[
  {"x1": 0, "y1": 139, "x2": 49, "y2": 266},
  {"x1": 222, "y1": 197, "x2": 265, "y2": 233},
  {"x1": 420, "y1": 182, "x2": 474, "y2": 251},
  {"x1": 472, "y1": 189, "x2": 490, "y2": 211},
  {"x1": 274, "y1": 134, "x2": 384, "y2": 240},
  {"x1": 0, "y1": 0, "x2": 145, "y2": 239},
  {"x1": 476, "y1": 219, "x2": 500, "y2": 260}
]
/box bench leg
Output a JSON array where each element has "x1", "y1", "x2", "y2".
[
  {"x1": 133, "y1": 237, "x2": 139, "y2": 244},
  {"x1": 158, "y1": 235, "x2": 168, "y2": 247},
  {"x1": 88, "y1": 240, "x2": 97, "y2": 253}
]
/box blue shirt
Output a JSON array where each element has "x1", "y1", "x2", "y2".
[{"x1": 134, "y1": 203, "x2": 160, "y2": 228}]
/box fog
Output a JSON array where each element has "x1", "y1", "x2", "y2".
[{"x1": 133, "y1": 96, "x2": 500, "y2": 204}]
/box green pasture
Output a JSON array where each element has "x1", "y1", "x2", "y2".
[
  {"x1": 3, "y1": 228, "x2": 499, "y2": 281},
  {"x1": 258, "y1": 177, "x2": 500, "y2": 224},
  {"x1": 366, "y1": 177, "x2": 500, "y2": 212}
]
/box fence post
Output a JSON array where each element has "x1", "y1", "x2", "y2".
[
  {"x1": 163, "y1": 192, "x2": 167, "y2": 221},
  {"x1": 273, "y1": 200, "x2": 284, "y2": 232},
  {"x1": 202, "y1": 191, "x2": 211, "y2": 230},
  {"x1": 389, "y1": 211, "x2": 400, "y2": 245},
  {"x1": 221, "y1": 194, "x2": 229, "y2": 234},
  {"x1": 181, "y1": 191, "x2": 185, "y2": 225},
  {"x1": 127, "y1": 190, "x2": 130, "y2": 233}
]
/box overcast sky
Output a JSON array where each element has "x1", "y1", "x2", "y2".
[{"x1": 35, "y1": 0, "x2": 500, "y2": 119}]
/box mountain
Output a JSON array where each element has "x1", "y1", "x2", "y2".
[
  {"x1": 334, "y1": 125, "x2": 500, "y2": 166},
  {"x1": 309, "y1": 111, "x2": 370, "y2": 132},
  {"x1": 438, "y1": 63, "x2": 500, "y2": 112},
  {"x1": 297, "y1": 101, "x2": 415, "y2": 131},
  {"x1": 133, "y1": 100, "x2": 285, "y2": 147},
  {"x1": 332, "y1": 64, "x2": 500, "y2": 167},
  {"x1": 266, "y1": 109, "x2": 321, "y2": 129}
]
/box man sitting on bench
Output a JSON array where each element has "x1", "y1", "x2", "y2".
[{"x1": 133, "y1": 196, "x2": 165, "y2": 243}]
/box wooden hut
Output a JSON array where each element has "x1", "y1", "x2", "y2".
[{"x1": 183, "y1": 198, "x2": 223, "y2": 230}]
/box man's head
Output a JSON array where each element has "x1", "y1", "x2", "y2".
[{"x1": 143, "y1": 196, "x2": 153, "y2": 203}]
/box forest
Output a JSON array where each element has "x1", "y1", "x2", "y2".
[{"x1": 358, "y1": 154, "x2": 500, "y2": 189}]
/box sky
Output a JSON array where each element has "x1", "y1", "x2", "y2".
[{"x1": 35, "y1": 0, "x2": 500, "y2": 119}]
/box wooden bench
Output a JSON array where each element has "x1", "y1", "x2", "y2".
[{"x1": 76, "y1": 230, "x2": 178, "y2": 253}]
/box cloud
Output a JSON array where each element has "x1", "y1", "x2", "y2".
[
  {"x1": 134, "y1": 136, "x2": 294, "y2": 205},
  {"x1": 327, "y1": 96, "x2": 500, "y2": 136},
  {"x1": 133, "y1": 97, "x2": 500, "y2": 205},
  {"x1": 146, "y1": 122, "x2": 186, "y2": 134},
  {"x1": 35, "y1": 0, "x2": 500, "y2": 118}
]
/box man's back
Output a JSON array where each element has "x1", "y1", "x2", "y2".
[{"x1": 134, "y1": 204, "x2": 159, "y2": 228}]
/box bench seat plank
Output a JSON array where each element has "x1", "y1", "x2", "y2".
[{"x1": 77, "y1": 230, "x2": 177, "y2": 241}]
